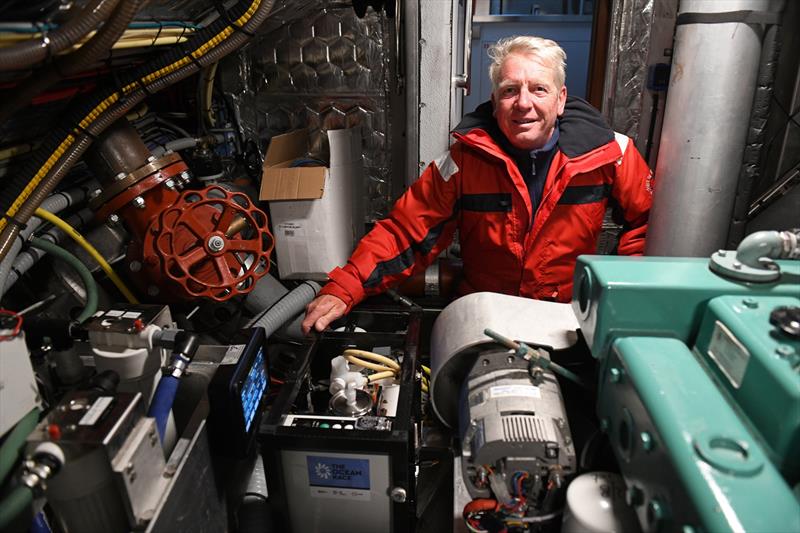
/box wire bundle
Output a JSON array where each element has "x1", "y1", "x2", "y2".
[
  {"x1": 0, "y1": 0, "x2": 277, "y2": 264},
  {"x1": 342, "y1": 348, "x2": 399, "y2": 383}
]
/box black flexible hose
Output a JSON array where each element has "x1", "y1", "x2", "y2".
[
  {"x1": 0, "y1": 0, "x2": 120, "y2": 72},
  {"x1": 0, "y1": 0, "x2": 142, "y2": 123}
]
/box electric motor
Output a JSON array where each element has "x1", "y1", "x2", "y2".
[{"x1": 459, "y1": 347, "x2": 576, "y2": 507}]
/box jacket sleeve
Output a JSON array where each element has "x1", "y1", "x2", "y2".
[
  {"x1": 611, "y1": 134, "x2": 653, "y2": 255},
  {"x1": 319, "y1": 149, "x2": 462, "y2": 312}
]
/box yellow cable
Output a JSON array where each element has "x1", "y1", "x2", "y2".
[
  {"x1": 367, "y1": 370, "x2": 395, "y2": 383},
  {"x1": 0, "y1": 0, "x2": 263, "y2": 234},
  {"x1": 343, "y1": 349, "x2": 401, "y2": 371},
  {"x1": 421, "y1": 381, "x2": 429, "y2": 393},
  {"x1": 34, "y1": 208, "x2": 138, "y2": 304},
  {"x1": 421, "y1": 364, "x2": 431, "y2": 376},
  {"x1": 344, "y1": 354, "x2": 396, "y2": 374}
]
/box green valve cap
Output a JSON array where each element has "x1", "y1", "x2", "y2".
[{"x1": 319, "y1": 423, "x2": 330, "y2": 429}]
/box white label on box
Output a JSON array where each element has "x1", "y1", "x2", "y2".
[
  {"x1": 79, "y1": 396, "x2": 113, "y2": 426},
  {"x1": 122, "y1": 311, "x2": 142, "y2": 319},
  {"x1": 278, "y1": 222, "x2": 305, "y2": 239},
  {"x1": 309, "y1": 487, "x2": 371, "y2": 501},
  {"x1": 105, "y1": 310, "x2": 124, "y2": 317},
  {"x1": 489, "y1": 384, "x2": 541, "y2": 399},
  {"x1": 707, "y1": 320, "x2": 750, "y2": 388}
]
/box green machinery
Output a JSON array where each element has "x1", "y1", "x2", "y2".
[{"x1": 571, "y1": 230, "x2": 800, "y2": 532}]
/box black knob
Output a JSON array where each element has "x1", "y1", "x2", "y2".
[{"x1": 770, "y1": 306, "x2": 800, "y2": 338}]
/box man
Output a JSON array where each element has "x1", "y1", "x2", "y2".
[{"x1": 301, "y1": 35, "x2": 652, "y2": 334}]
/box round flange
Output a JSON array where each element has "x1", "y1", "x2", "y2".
[
  {"x1": 708, "y1": 250, "x2": 780, "y2": 283},
  {"x1": 329, "y1": 389, "x2": 373, "y2": 417}
]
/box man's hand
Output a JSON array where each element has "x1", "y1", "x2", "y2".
[{"x1": 301, "y1": 294, "x2": 347, "y2": 335}]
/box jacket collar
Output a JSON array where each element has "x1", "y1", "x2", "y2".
[{"x1": 453, "y1": 96, "x2": 616, "y2": 159}]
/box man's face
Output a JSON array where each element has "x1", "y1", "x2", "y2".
[{"x1": 492, "y1": 53, "x2": 567, "y2": 151}]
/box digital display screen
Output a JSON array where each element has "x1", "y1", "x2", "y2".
[
  {"x1": 240, "y1": 347, "x2": 267, "y2": 432},
  {"x1": 306, "y1": 456, "x2": 370, "y2": 490}
]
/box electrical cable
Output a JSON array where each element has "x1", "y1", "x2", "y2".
[
  {"x1": 0, "y1": 0, "x2": 144, "y2": 123},
  {"x1": 28, "y1": 237, "x2": 99, "y2": 323},
  {"x1": 33, "y1": 208, "x2": 138, "y2": 304},
  {"x1": 0, "y1": 0, "x2": 276, "y2": 261},
  {"x1": 0, "y1": 0, "x2": 118, "y2": 71},
  {"x1": 366, "y1": 370, "x2": 395, "y2": 383},
  {"x1": 0, "y1": 309, "x2": 23, "y2": 341},
  {"x1": 201, "y1": 62, "x2": 219, "y2": 129},
  {"x1": 342, "y1": 348, "x2": 401, "y2": 371}
]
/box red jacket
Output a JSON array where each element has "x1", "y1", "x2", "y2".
[{"x1": 320, "y1": 97, "x2": 653, "y2": 310}]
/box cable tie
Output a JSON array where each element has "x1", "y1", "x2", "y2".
[
  {"x1": 150, "y1": 21, "x2": 164, "y2": 48},
  {"x1": 70, "y1": 122, "x2": 97, "y2": 141},
  {"x1": 180, "y1": 42, "x2": 205, "y2": 72},
  {"x1": 134, "y1": 78, "x2": 154, "y2": 97},
  {"x1": 2, "y1": 213, "x2": 28, "y2": 231},
  {"x1": 214, "y1": 2, "x2": 256, "y2": 37}
]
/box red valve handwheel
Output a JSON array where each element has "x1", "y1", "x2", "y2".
[{"x1": 151, "y1": 185, "x2": 274, "y2": 301}]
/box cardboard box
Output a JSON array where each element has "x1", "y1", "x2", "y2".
[{"x1": 260, "y1": 128, "x2": 364, "y2": 280}]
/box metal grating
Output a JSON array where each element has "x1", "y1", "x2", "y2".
[{"x1": 502, "y1": 415, "x2": 554, "y2": 443}]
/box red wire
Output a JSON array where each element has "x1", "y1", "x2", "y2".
[{"x1": 0, "y1": 309, "x2": 23, "y2": 341}]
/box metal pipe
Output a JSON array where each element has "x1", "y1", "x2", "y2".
[{"x1": 646, "y1": 0, "x2": 785, "y2": 257}]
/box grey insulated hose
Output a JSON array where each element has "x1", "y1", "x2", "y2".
[
  {"x1": 0, "y1": 188, "x2": 89, "y2": 295},
  {"x1": 248, "y1": 281, "x2": 322, "y2": 338}
]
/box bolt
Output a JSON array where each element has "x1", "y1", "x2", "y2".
[
  {"x1": 733, "y1": 261, "x2": 742, "y2": 270},
  {"x1": 147, "y1": 285, "x2": 160, "y2": 297},
  {"x1": 180, "y1": 171, "x2": 191, "y2": 183},
  {"x1": 390, "y1": 487, "x2": 407, "y2": 503},
  {"x1": 129, "y1": 261, "x2": 142, "y2": 272},
  {"x1": 163, "y1": 179, "x2": 176, "y2": 190},
  {"x1": 131, "y1": 196, "x2": 146, "y2": 209},
  {"x1": 776, "y1": 344, "x2": 794, "y2": 358},
  {"x1": 89, "y1": 188, "x2": 102, "y2": 199},
  {"x1": 114, "y1": 172, "x2": 126, "y2": 181},
  {"x1": 609, "y1": 367, "x2": 622, "y2": 383},
  {"x1": 717, "y1": 250, "x2": 727, "y2": 257},
  {"x1": 107, "y1": 213, "x2": 120, "y2": 224},
  {"x1": 207, "y1": 235, "x2": 225, "y2": 252},
  {"x1": 481, "y1": 358, "x2": 490, "y2": 367},
  {"x1": 146, "y1": 155, "x2": 156, "y2": 163},
  {"x1": 742, "y1": 298, "x2": 758, "y2": 309},
  {"x1": 641, "y1": 431, "x2": 654, "y2": 451}
]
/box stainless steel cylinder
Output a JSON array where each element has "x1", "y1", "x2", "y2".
[{"x1": 646, "y1": 0, "x2": 784, "y2": 257}]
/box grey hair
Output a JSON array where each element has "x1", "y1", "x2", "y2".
[{"x1": 488, "y1": 36, "x2": 567, "y2": 92}]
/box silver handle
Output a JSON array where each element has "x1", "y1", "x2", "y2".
[{"x1": 454, "y1": 0, "x2": 473, "y2": 95}]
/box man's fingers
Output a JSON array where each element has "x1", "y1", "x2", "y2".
[{"x1": 301, "y1": 295, "x2": 346, "y2": 335}]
